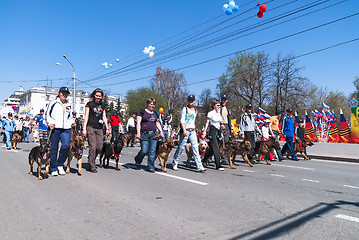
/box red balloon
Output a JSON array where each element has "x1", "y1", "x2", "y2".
[
  {"x1": 257, "y1": 11, "x2": 264, "y2": 18},
  {"x1": 259, "y1": 4, "x2": 267, "y2": 13}
]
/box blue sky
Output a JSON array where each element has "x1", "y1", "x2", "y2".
[{"x1": 1, "y1": 0, "x2": 358, "y2": 103}]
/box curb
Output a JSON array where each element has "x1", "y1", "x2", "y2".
[{"x1": 308, "y1": 155, "x2": 359, "y2": 163}]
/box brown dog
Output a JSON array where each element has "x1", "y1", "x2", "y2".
[
  {"x1": 122, "y1": 133, "x2": 132, "y2": 147},
  {"x1": 185, "y1": 140, "x2": 209, "y2": 167},
  {"x1": 156, "y1": 137, "x2": 175, "y2": 172},
  {"x1": 29, "y1": 140, "x2": 51, "y2": 180},
  {"x1": 219, "y1": 140, "x2": 252, "y2": 168},
  {"x1": 254, "y1": 139, "x2": 281, "y2": 165},
  {"x1": 66, "y1": 133, "x2": 87, "y2": 175},
  {"x1": 11, "y1": 132, "x2": 22, "y2": 149},
  {"x1": 286, "y1": 139, "x2": 314, "y2": 160}
]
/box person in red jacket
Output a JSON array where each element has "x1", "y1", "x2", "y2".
[{"x1": 110, "y1": 111, "x2": 122, "y2": 142}]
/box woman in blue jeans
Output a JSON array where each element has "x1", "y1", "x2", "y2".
[
  {"x1": 134, "y1": 98, "x2": 164, "y2": 172},
  {"x1": 3, "y1": 112, "x2": 15, "y2": 150},
  {"x1": 22, "y1": 116, "x2": 31, "y2": 143}
]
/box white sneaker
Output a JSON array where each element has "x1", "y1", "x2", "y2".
[
  {"x1": 51, "y1": 171, "x2": 59, "y2": 177},
  {"x1": 218, "y1": 168, "x2": 224, "y2": 171},
  {"x1": 57, "y1": 166, "x2": 66, "y2": 175},
  {"x1": 172, "y1": 164, "x2": 178, "y2": 171}
]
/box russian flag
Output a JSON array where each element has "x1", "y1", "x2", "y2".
[
  {"x1": 322, "y1": 102, "x2": 330, "y2": 113},
  {"x1": 305, "y1": 111, "x2": 317, "y2": 142},
  {"x1": 339, "y1": 108, "x2": 351, "y2": 143},
  {"x1": 258, "y1": 107, "x2": 266, "y2": 115}
]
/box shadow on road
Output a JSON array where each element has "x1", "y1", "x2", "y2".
[{"x1": 229, "y1": 200, "x2": 359, "y2": 240}]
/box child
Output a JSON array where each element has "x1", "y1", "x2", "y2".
[{"x1": 261, "y1": 119, "x2": 274, "y2": 160}]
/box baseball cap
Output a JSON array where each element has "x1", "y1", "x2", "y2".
[
  {"x1": 40, "y1": 109, "x2": 44, "y2": 112},
  {"x1": 59, "y1": 87, "x2": 70, "y2": 94},
  {"x1": 8, "y1": 112, "x2": 12, "y2": 116},
  {"x1": 188, "y1": 94, "x2": 195, "y2": 101},
  {"x1": 245, "y1": 104, "x2": 252, "y2": 109},
  {"x1": 221, "y1": 94, "x2": 228, "y2": 99},
  {"x1": 275, "y1": 110, "x2": 283, "y2": 115},
  {"x1": 286, "y1": 108, "x2": 293, "y2": 113},
  {"x1": 265, "y1": 119, "x2": 271, "y2": 123}
]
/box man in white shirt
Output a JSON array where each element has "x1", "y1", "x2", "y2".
[{"x1": 126, "y1": 112, "x2": 136, "y2": 147}]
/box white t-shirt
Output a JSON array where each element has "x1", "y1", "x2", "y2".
[
  {"x1": 180, "y1": 107, "x2": 196, "y2": 129},
  {"x1": 262, "y1": 125, "x2": 270, "y2": 139},
  {"x1": 207, "y1": 109, "x2": 222, "y2": 129}
]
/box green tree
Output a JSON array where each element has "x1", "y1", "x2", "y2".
[
  {"x1": 125, "y1": 87, "x2": 167, "y2": 116},
  {"x1": 115, "y1": 97, "x2": 122, "y2": 114},
  {"x1": 103, "y1": 94, "x2": 109, "y2": 109},
  {"x1": 108, "y1": 102, "x2": 115, "y2": 117}
]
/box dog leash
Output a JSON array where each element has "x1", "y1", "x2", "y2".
[{"x1": 47, "y1": 129, "x2": 53, "y2": 144}]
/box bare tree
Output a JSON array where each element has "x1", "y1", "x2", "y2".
[{"x1": 150, "y1": 67, "x2": 187, "y2": 111}]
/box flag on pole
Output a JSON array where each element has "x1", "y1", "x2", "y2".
[
  {"x1": 305, "y1": 111, "x2": 317, "y2": 142},
  {"x1": 294, "y1": 111, "x2": 300, "y2": 128},
  {"x1": 322, "y1": 102, "x2": 330, "y2": 113},
  {"x1": 339, "y1": 108, "x2": 351, "y2": 143},
  {"x1": 328, "y1": 122, "x2": 339, "y2": 143}
]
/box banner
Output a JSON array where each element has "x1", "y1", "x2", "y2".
[
  {"x1": 305, "y1": 112, "x2": 316, "y2": 142},
  {"x1": 328, "y1": 123, "x2": 339, "y2": 143},
  {"x1": 339, "y1": 108, "x2": 351, "y2": 143},
  {"x1": 349, "y1": 92, "x2": 359, "y2": 143}
]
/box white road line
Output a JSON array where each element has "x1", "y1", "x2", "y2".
[
  {"x1": 270, "y1": 174, "x2": 285, "y2": 178},
  {"x1": 335, "y1": 214, "x2": 359, "y2": 223},
  {"x1": 107, "y1": 160, "x2": 208, "y2": 186},
  {"x1": 243, "y1": 170, "x2": 255, "y2": 173},
  {"x1": 155, "y1": 172, "x2": 209, "y2": 186},
  {"x1": 271, "y1": 164, "x2": 314, "y2": 171},
  {"x1": 302, "y1": 178, "x2": 320, "y2": 183},
  {"x1": 343, "y1": 185, "x2": 359, "y2": 189},
  {"x1": 311, "y1": 159, "x2": 359, "y2": 165}
]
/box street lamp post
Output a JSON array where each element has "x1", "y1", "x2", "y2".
[{"x1": 56, "y1": 55, "x2": 76, "y2": 112}]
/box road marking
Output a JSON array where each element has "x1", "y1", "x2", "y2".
[
  {"x1": 302, "y1": 178, "x2": 319, "y2": 183},
  {"x1": 343, "y1": 185, "x2": 359, "y2": 189},
  {"x1": 271, "y1": 164, "x2": 314, "y2": 171},
  {"x1": 155, "y1": 172, "x2": 209, "y2": 186},
  {"x1": 243, "y1": 170, "x2": 255, "y2": 173},
  {"x1": 107, "y1": 160, "x2": 208, "y2": 186},
  {"x1": 311, "y1": 159, "x2": 359, "y2": 165},
  {"x1": 270, "y1": 174, "x2": 285, "y2": 178},
  {"x1": 335, "y1": 214, "x2": 359, "y2": 223}
]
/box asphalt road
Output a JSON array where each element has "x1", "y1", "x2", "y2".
[{"x1": 1, "y1": 141, "x2": 359, "y2": 240}]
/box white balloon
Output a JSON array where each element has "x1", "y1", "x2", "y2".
[
  {"x1": 149, "y1": 51, "x2": 154, "y2": 58},
  {"x1": 143, "y1": 47, "x2": 150, "y2": 54},
  {"x1": 223, "y1": 3, "x2": 229, "y2": 10},
  {"x1": 228, "y1": 1, "x2": 235, "y2": 8},
  {"x1": 116, "y1": 59, "x2": 120, "y2": 62}
]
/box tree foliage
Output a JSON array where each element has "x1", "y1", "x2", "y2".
[{"x1": 125, "y1": 87, "x2": 167, "y2": 116}]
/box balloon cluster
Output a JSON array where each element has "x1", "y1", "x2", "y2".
[
  {"x1": 143, "y1": 45, "x2": 155, "y2": 58},
  {"x1": 12, "y1": 105, "x2": 18, "y2": 110},
  {"x1": 101, "y1": 62, "x2": 113, "y2": 69},
  {"x1": 222, "y1": 1, "x2": 239, "y2": 16},
  {"x1": 257, "y1": 4, "x2": 267, "y2": 18}
]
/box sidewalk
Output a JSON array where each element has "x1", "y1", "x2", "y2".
[{"x1": 304, "y1": 142, "x2": 359, "y2": 163}]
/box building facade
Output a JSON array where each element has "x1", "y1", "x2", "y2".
[{"x1": 1, "y1": 87, "x2": 126, "y2": 119}]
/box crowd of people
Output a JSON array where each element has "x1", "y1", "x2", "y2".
[{"x1": 1, "y1": 86, "x2": 309, "y2": 176}]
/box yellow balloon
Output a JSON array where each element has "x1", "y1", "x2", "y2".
[{"x1": 159, "y1": 108, "x2": 164, "y2": 114}]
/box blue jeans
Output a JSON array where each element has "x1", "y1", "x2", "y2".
[
  {"x1": 4, "y1": 130, "x2": 13, "y2": 148},
  {"x1": 273, "y1": 131, "x2": 283, "y2": 159},
  {"x1": 282, "y1": 136, "x2": 297, "y2": 159},
  {"x1": 135, "y1": 132, "x2": 158, "y2": 170},
  {"x1": 50, "y1": 128, "x2": 71, "y2": 172},
  {"x1": 23, "y1": 128, "x2": 30, "y2": 142},
  {"x1": 173, "y1": 131, "x2": 203, "y2": 171}
]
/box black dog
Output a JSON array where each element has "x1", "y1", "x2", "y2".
[
  {"x1": 99, "y1": 136, "x2": 124, "y2": 171},
  {"x1": 28, "y1": 140, "x2": 51, "y2": 180}
]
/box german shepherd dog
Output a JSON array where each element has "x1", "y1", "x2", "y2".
[
  {"x1": 285, "y1": 139, "x2": 314, "y2": 160},
  {"x1": 28, "y1": 140, "x2": 51, "y2": 180},
  {"x1": 218, "y1": 140, "x2": 252, "y2": 168},
  {"x1": 185, "y1": 140, "x2": 209, "y2": 167},
  {"x1": 11, "y1": 132, "x2": 22, "y2": 149},
  {"x1": 66, "y1": 132, "x2": 86, "y2": 175},
  {"x1": 254, "y1": 139, "x2": 281, "y2": 165},
  {"x1": 156, "y1": 136, "x2": 175, "y2": 172},
  {"x1": 122, "y1": 133, "x2": 132, "y2": 147},
  {"x1": 100, "y1": 135, "x2": 124, "y2": 171}
]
